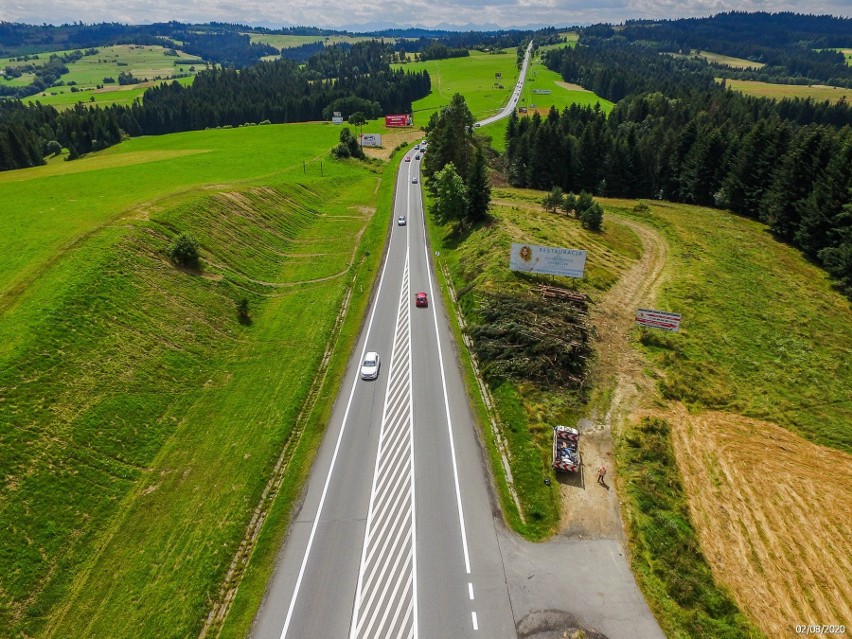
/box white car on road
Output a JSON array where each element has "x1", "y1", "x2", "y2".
[{"x1": 360, "y1": 352, "x2": 381, "y2": 380}]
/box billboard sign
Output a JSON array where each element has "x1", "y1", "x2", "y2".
[
  {"x1": 385, "y1": 114, "x2": 413, "y2": 127},
  {"x1": 635, "y1": 308, "x2": 682, "y2": 332},
  {"x1": 332, "y1": 111, "x2": 343, "y2": 125},
  {"x1": 359, "y1": 133, "x2": 382, "y2": 147},
  {"x1": 509, "y1": 243, "x2": 587, "y2": 278}
]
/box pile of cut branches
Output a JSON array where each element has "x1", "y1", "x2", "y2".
[{"x1": 470, "y1": 293, "x2": 591, "y2": 389}]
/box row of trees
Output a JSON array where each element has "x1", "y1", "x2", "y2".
[
  {"x1": 505, "y1": 42, "x2": 852, "y2": 293},
  {"x1": 0, "y1": 42, "x2": 431, "y2": 169},
  {"x1": 422, "y1": 94, "x2": 491, "y2": 232}
]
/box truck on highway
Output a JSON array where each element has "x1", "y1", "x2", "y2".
[{"x1": 552, "y1": 425, "x2": 580, "y2": 472}]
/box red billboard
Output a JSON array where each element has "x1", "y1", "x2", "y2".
[{"x1": 385, "y1": 114, "x2": 413, "y2": 127}]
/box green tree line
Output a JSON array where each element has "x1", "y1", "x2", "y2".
[{"x1": 504, "y1": 42, "x2": 852, "y2": 293}]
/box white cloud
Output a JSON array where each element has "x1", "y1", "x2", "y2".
[{"x1": 2, "y1": 0, "x2": 849, "y2": 29}]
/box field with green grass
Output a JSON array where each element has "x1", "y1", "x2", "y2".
[
  {"x1": 0, "y1": 122, "x2": 394, "y2": 637},
  {"x1": 395, "y1": 48, "x2": 523, "y2": 127},
  {"x1": 720, "y1": 77, "x2": 852, "y2": 103},
  {"x1": 482, "y1": 50, "x2": 613, "y2": 152},
  {"x1": 246, "y1": 33, "x2": 380, "y2": 51},
  {"x1": 3, "y1": 44, "x2": 203, "y2": 110},
  {"x1": 672, "y1": 49, "x2": 764, "y2": 69},
  {"x1": 606, "y1": 198, "x2": 852, "y2": 452},
  {"x1": 426, "y1": 187, "x2": 644, "y2": 538}
]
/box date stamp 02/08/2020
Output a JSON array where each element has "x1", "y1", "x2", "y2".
[{"x1": 795, "y1": 626, "x2": 846, "y2": 635}]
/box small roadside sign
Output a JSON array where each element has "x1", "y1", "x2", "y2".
[{"x1": 636, "y1": 308, "x2": 681, "y2": 332}]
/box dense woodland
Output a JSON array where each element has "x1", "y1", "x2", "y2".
[
  {"x1": 0, "y1": 41, "x2": 429, "y2": 164},
  {"x1": 505, "y1": 37, "x2": 852, "y2": 293}
]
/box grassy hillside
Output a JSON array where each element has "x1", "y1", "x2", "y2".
[
  {"x1": 607, "y1": 199, "x2": 852, "y2": 452},
  {"x1": 2, "y1": 44, "x2": 203, "y2": 110},
  {"x1": 426, "y1": 187, "x2": 643, "y2": 538},
  {"x1": 396, "y1": 48, "x2": 523, "y2": 126},
  {"x1": 0, "y1": 123, "x2": 393, "y2": 636}
]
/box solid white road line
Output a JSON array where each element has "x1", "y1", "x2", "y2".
[
  {"x1": 278, "y1": 163, "x2": 405, "y2": 639},
  {"x1": 420, "y1": 194, "x2": 472, "y2": 576}
]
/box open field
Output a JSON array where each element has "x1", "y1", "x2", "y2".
[
  {"x1": 668, "y1": 406, "x2": 851, "y2": 638},
  {"x1": 0, "y1": 123, "x2": 393, "y2": 636},
  {"x1": 672, "y1": 49, "x2": 764, "y2": 69},
  {"x1": 600, "y1": 197, "x2": 852, "y2": 636},
  {"x1": 720, "y1": 77, "x2": 852, "y2": 103},
  {"x1": 3, "y1": 44, "x2": 203, "y2": 109},
  {"x1": 395, "y1": 48, "x2": 523, "y2": 127},
  {"x1": 246, "y1": 33, "x2": 380, "y2": 50}
]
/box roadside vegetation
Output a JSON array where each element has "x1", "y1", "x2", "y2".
[
  {"x1": 426, "y1": 186, "x2": 643, "y2": 538},
  {"x1": 0, "y1": 123, "x2": 393, "y2": 637}
]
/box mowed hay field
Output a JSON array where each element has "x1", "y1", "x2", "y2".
[
  {"x1": 607, "y1": 198, "x2": 852, "y2": 636},
  {"x1": 0, "y1": 123, "x2": 393, "y2": 637},
  {"x1": 721, "y1": 77, "x2": 852, "y2": 103},
  {"x1": 666, "y1": 405, "x2": 851, "y2": 637}
]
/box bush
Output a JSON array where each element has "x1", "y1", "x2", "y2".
[
  {"x1": 236, "y1": 297, "x2": 251, "y2": 324},
  {"x1": 168, "y1": 233, "x2": 200, "y2": 268}
]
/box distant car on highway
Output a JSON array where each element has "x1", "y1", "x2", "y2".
[
  {"x1": 398, "y1": 216, "x2": 406, "y2": 226},
  {"x1": 414, "y1": 154, "x2": 421, "y2": 160},
  {"x1": 404, "y1": 156, "x2": 411, "y2": 162},
  {"x1": 415, "y1": 292, "x2": 428, "y2": 307},
  {"x1": 411, "y1": 176, "x2": 418, "y2": 184},
  {"x1": 360, "y1": 352, "x2": 381, "y2": 380}
]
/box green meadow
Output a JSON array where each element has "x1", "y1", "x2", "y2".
[
  {"x1": 4, "y1": 44, "x2": 203, "y2": 110},
  {"x1": 395, "y1": 48, "x2": 524, "y2": 126},
  {"x1": 671, "y1": 49, "x2": 764, "y2": 69},
  {"x1": 0, "y1": 122, "x2": 394, "y2": 636}
]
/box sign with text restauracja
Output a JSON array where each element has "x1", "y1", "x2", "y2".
[
  {"x1": 385, "y1": 114, "x2": 413, "y2": 127},
  {"x1": 509, "y1": 243, "x2": 587, "y2": 278}
]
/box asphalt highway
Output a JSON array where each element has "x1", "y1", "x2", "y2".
[{"x1": 251, "y1": 45, "x2": 534, "y2": 639}]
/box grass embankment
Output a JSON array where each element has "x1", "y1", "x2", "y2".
[
  {"x1": 0, "y1": 123, "x2": 393, "y2": 637},
  {"x1": 3, "y1": 44, "x2": 203, "y2": 110},
  {"x1": 671, "y1": 50, "x2": 764, "y2": 69},
  {"x1": 607, "y1": 198, "x2": 851, "y2": 637},
  {"x1": 426, "y1": 187, "x2": 643, "y2": 539}
]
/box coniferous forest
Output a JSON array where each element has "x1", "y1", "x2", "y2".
[{"x1": 505, "y1": 26, "x2": 852, "y2": 294}]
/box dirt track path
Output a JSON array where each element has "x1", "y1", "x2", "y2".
[
  {"x1": 559, "y1": 216, "x2": 668, "y2": 537},
  {"x1": 499, "y1": 215, "x2": 669, "y2": 639}
]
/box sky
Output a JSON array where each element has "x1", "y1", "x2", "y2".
[{"x1": 1, "y1": 0, "x2": 850, "y2": 30}]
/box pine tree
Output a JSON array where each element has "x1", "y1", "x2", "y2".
[{"x1": 464, "y1": 146, "x2": 490, "y2": 226}]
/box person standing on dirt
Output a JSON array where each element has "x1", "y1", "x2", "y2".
[{"x1": 597, "y1": 465, "x2": 607, "y2": 484}]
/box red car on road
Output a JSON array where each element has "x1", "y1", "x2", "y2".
[{"x1": 415, "y1": 292, "x2": 428, "y2": 307}]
